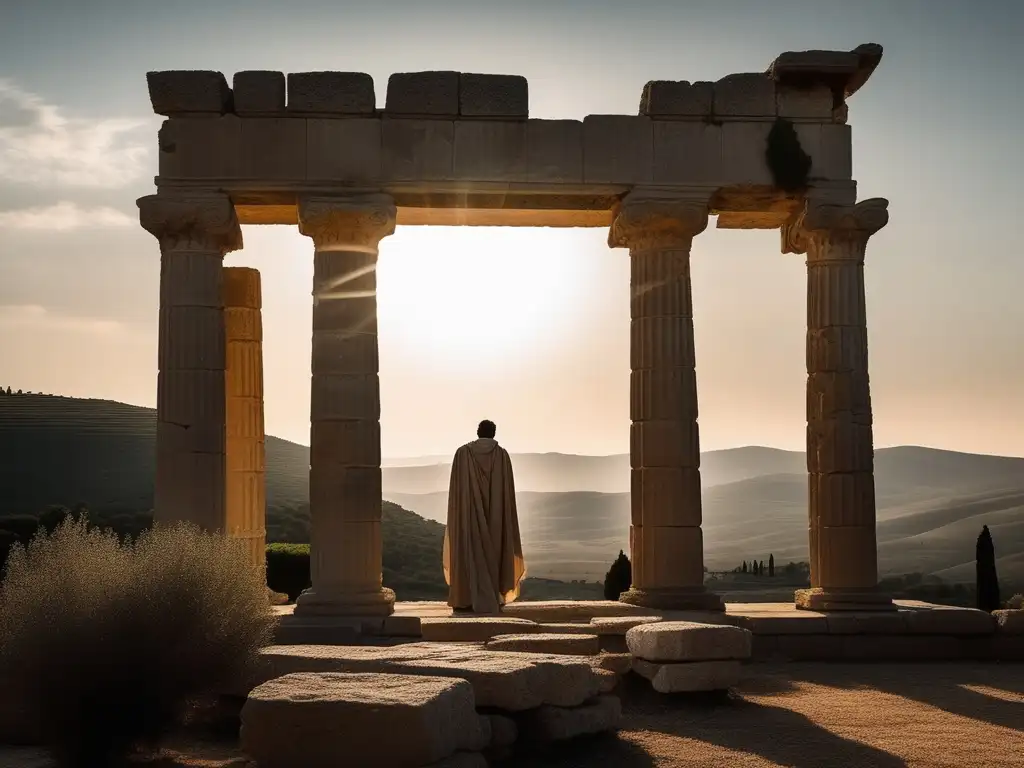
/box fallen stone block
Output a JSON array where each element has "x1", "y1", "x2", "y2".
[
  {"x1": 486, "y1": 633, "x2": 599, "y2": 656},
  {"x1": 520, "y1": 694, "x2": 622, "y2": 742},
  {"x1": 240, "y1": 672, "x2": 485, "y2": 768},
  {"x1": 255, "y1": 643, "x2": 603, "y2": 711},
  {"x1": 421, "y1": 616, "x2": 541, "y2": 643},
  {"x1": 626, "y1": 621, "x2": 752, "y2": 662},
  {"x1": 592, "y1": 652, "x2": 634, "y2": 676},
  {"x1": 593, "y1": 668, "x2": 618, "y2": 693},
  {"x1": 589, "y1": 615, "x2": 663, "y2": 635},
  {"x1": 536, "y1": 622, "x2": 600, "y2": 635},
  {"x1": 632, "y1": 659, "x2": 741, "y2": 694},
  {"x1": 484, "y1": 713, "x2": 518, "y2": 748}
]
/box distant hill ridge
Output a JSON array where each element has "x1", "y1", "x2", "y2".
[{"x1": 2, "y1": 393, "x2": 1022, "y2": 586}]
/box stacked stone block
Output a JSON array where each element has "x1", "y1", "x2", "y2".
[
  {"x1": 222, "y1": 267, "x2": 267, "y2": 571},
  {"x1": 626, "y1": 621, "x2": 752, "y2": 693}
]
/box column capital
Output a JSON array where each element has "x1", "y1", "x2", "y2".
[
  {"x1": 608, "y1": 193, "x2": 709, "y2": 251},
  {"x1": 298, "y1": 194, "x2": 397, "y2": 252},
  {"x1": 138, "y1": 193, "x2": 242, "y2": 254},
  {"x1": 782, "y1": 197, "x2": 889, "y2": 258}
]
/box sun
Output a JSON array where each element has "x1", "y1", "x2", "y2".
[{"x1": 376, "y1": 226, "x2": 590, "y2": 366}]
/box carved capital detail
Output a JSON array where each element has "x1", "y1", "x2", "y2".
[
  {"x1": 782, "y1": 197, "x2": 889, "y2": 259},
  {"x1": 298, "y1": 194, "x2": 397, "y2": 252},
  {"x1": 138, "y1": 193, "x2": 242, "y2": 254},
  {"x1": 608, "y1": 193, "x2": 709, "y2": 252}
]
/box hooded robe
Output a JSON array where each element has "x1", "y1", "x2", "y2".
[{"x1": 442, "y1": 437, "x2": 527, "y2": 613}]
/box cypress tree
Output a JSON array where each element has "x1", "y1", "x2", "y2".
[
  {"x1": 742, "y1": 561, "x2": 748, "y2": 574},
  {"x1": 768, "y1": 554, "x2": 775, "y2": 577},
  {"x1": 976, "y1": 526, "x2": 1001, "y2": 612},
  {"x1": 603, "y1": 550, "x2": 632, "y2": 600}
]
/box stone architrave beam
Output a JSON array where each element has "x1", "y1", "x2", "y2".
[
  {"x1": 783, "y1": 197, "x2": 894, "y2": 611},
  {"x1": 608, "y1": 192, "x2": 723, "y2": 611},
  {"x1": 138, "y1": 193, "x2": 242, "y2": 532},
  {"x1": 294, "y1": 193, "x2": 397, "y2": 618}
]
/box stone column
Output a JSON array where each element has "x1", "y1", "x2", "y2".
[
  {"x1": 293, "y1": 194, "x2": 396, "y2": 617},
  {"x1": 139, "y1": 194, "x2": 241, "y2": 531},
  {"x1": 223, "y1": 267, "x2": 266, "y2": 571},
  {"x1": 783, "y1": 198, "x2": 894, "y2": 611},
  {"x1": 608, "y1": 193, "x2": 723, "y2": 611}
]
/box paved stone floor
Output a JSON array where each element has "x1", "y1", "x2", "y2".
[{"x1": 4, "y1": 662, "x2": 1021, "y2": 767}]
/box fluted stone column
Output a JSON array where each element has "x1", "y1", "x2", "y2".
[
  {"x1": 223, "y1": 267, "x2": 266, "y2": 571},
  {"x1": 139, "y1": 194, "x2": 241, "y2": 530},
  {"x1": 293, "y1": 194, "x2": 396, "y2": 617},
  {"x1": 608, "y1": 193, "x2": 723, "y2": 611},
  {"x1": 783, "y1": 198, "x2": 894, "y2": 611}
]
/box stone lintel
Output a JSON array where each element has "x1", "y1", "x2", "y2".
[
  {"x1": 138, "y1": 192, "x2": 242, "y2": 253},
  {"x1": 147, "y1": 70, "x2": 232, "y2": 116}
]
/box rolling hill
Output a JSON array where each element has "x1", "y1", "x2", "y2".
[{"x1": 2, "y1": 393, "x2": 1022, "y2": 590}]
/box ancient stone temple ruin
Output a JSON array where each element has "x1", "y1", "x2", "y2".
[{"x1": 139, "y1": 43, "x2": 891, "y2": 617}]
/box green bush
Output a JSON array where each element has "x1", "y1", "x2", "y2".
[
  {"x1": 0, "y1": 517, "x2": 274, "y2": 767},
  {"x1": 266, "y1": 542, "x2": 311, "y2": 600}
]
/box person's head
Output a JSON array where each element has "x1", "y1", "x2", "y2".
[{"x1": 477, "y1": 420, "x2": 497, "y2": 439}]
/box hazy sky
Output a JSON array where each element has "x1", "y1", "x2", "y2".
[{"x1": 1, "y1": 0, "x2": 1022, "y2": 458}]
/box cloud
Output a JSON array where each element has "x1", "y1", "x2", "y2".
[
  {"x1": 0, "y1": 201, "x2": 134, "y2": 231},
  {"x1": 0, "y1": 80, "x2": 148, "y2": 188}
]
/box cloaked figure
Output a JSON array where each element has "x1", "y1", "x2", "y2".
[{"x1": 442, "y1": 420, "x2": 527, "y2": 613}]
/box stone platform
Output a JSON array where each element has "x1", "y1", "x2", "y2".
[{"x1": 272, "y1": 600, "x2": 1023, "y2": 662}]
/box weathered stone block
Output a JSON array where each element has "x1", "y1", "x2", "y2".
[
  {"x1": 632, "y1": 659, "x2": 740, "y2": 693},
  {"x1": 631, "y1": 317, "x2": 696, "y2": 369},
  {"x1": 382, "y1": 119, "x2": 454, "y2": 180},
  {"x1": 640, "y1": 80, "x2": 713, "y2": 118},
  {"x1": 309, "y1": 419, "x2": 380, "y2": 466},
  {"x1": 593, "y1": 652, "x2": 634, "y2": 675},
  {"x1": 626, "y1": 621, "x2": 752, "y2": 662},
  {"x1": 582, "y1": 114, "x2": 653, "y2": 184},
  {"x1": 240, "y1": 117, "x2": 306, "y2": 180},
  {"x1": 520, "y1": 695, "x2": 621, "y2": 742},
  {"x1": 500, "y1": 600, "x2": 651, "y2": 622},
  {"x1": 588, "y1": 616, "x2": 663, "y2": 635},
  {"x1": 721, "y1": 121, "x2": 773, "y2": 185},
  {"x1": 631, "y1": 526, "x2": 706, "y2": 589},
  {"x1": 630, "y1": 419, "x2": 699, "y2": 469},
  {"x1": 288, "y1": 72, "x2": 375, "y2": 115},
  {"x1": 525, "y1": 119, "x2": 582, "y2": 183},
  {"x1": 630, "y1": 368, "x2": 698, "y2": 422},
  {"x1": 310, "y1": 373, "x2": 380, "y2": 420},
  {"x1": 901, "y1": 605, "x2": 996, "y2": 635},
  {"x1": 453, "y1": 120, "x2": 526, "y2": 181},
  {"x1": 386, "y1": 71, "x2": 459, "y2": 116},
  {"x1": 420, "y1": 617, "x2": 540, "y2": 643},
  {"x1": 256, "y1": 643, "x2": 603, "y2": 711},
  {"x1": 795, "y1": 123, "x2": 852, "y2": 180},
  {"x1": 223, "y1": 266, "x2": 262, "y2": 309},
  {"x1": 486, "y1": 633, "x2": 599, "y2": 656},
  {"x1": 306, "y1": 118, "x2": 382, "y2": 182},
  {"x1": 158, "y1": 117, "x2": 242, "y2": 179},
  {"x1": 309, "y1": 466, "x2": 382, "y2": 523},
  {"x1": 240, "y1": 672, "x2": 484, "y2": 768},
  {"x1": 713, "y1": 73, "x2": 776, "y2": 118},
  {"x1": 652, "y1": 121, "x2": 722, "y2": 184},
  {"x1": 460, "y1": 73, "x2": 528, "y2": 118},
  {"x1": 777, "y1": 84, "x2": 834, "y2": 120},
  {"x1": 631, "y1": 467, "x2": 702, "y2": 527},
  {"x1": 147, "y1": 70, "x2": 232, "y2": 116},
  {"x1": 310, "y1": 520, "x2": 383, "y2": 591},
  {"x1": 232, "y1": 71, "x2": 285, "y2": 114},
  {"x1": 812, "y1": 525, "x2": 878, "y2": 589}
]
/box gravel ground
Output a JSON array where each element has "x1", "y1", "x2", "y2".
[{"x1": 4, "y1": 663, "x2": 1022, "y2": 767}]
